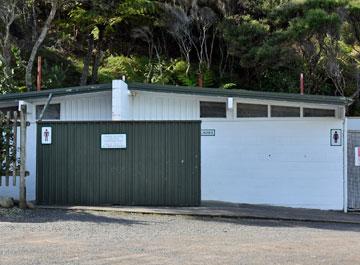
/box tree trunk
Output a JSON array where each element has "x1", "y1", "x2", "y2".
[
  {"x1": 25, "y1": 1, "x2": 58, "y2": 91},
  {"x1": 80, "y1": 34, "x2": 94, "y2": 86},
  {"x1": 91, "y1": 25, "x2": 105, "y2": 84},
  {"x1": 32, "y1": 4, "x2": 38, "y2": 42},
  {"x1": 3, "y1": 24, "x2": 12, "y2": 68},
  {"x1": 0, "y1": 1, "x2": 18, "y2": 75}
]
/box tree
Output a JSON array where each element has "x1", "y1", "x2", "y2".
[
  {"x1": 163, "y1": 1, "x2": 193, "y2": 76},
  {"x1": 274, "y1": 0, "x2": 346, "y2": 94},
  {"x1": 0, "y1": 0, "x2": 20, "y2": 72},
  {"x1": 190, "y1": 4, "x2": 219, "y2": 73},
  {"x1": 25, "y1": 0, "x2": 60, "y2": 91},
  {"x1": 66, "y1": 0, "x2": 155, "y2": 85}
]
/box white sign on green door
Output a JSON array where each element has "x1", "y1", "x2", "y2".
[
  {"x1": 41, "y1": 127, "x2": 52, "y2": 145},
  {"x1": 101, "y1": 134, "x2": 127, "y2": 149},
  {"x1": 355, "y1": 147, "x2": 360, "y2": 166}
]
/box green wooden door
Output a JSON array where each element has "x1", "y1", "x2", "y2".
[{"x1": 37, "y1": 121, "x2": 201, "y2": 206}]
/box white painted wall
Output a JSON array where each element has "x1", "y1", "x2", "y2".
[
  {"x1": 131, "y1": 91, "x2": 199, "y2": 120},
  {"x1": 112, "y1": 80, "x2": 200, "y2": 120},
  {"x1": 60, "y1": 91, "x2": 112, "y2": 120},
  {"x1": 201, "y1": 119, "x2": 344, "y2": 210},
  {"x1": 346, "y1": 117, "x2": 360, "y2": 131}
]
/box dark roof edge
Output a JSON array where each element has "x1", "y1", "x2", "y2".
[
  {"x1": 0, "y1": 84, "x2": 112, "y2": 103},
  {"x1": 128, "y1": 82, "x2": 351, "y2": 106},
  {"x1": 0, "y1": 81, "x2": 351, "y2": 106}
]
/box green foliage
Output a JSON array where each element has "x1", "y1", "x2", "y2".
[
  {"x1": 42, "y1": 60, "x2": 68, "y2": 89},
  {"x1": 0, "y1": 112, "x2": 16, "y2": 174},
  {"x1": 0, "y1": 46, "x2": 24, "y2": 94},
  {"x1": 1, "y1": 0, "x2": 360, "y2": 112},
  {"x1": 148, "y1": 59, "x2": 177, "y2": 85},
  {"x1": 288, "y1": 8, "x2": 341, "y2": 40},
  {"x1": 39, "y1": 49, "x2": 81, "y2": 89},
  {"x1": 223, "y1": 16, "x2": 270, "y2": 68},
  {"x1": 203, "y1": 69, "x2": 216, "y2": 88},
  {"x1": 222, "y1": 83, "x2": 237, "y2": 89},
  {"x1": 99, "y1": 55, "x2": 148, "y2": 83},
  {"x1": 173, "y1": 61, "x2": 197, "y2": 86}
]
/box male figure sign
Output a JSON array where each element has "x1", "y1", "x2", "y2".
[{"x1": 42, "y1": 127, "x2": 52, "y2": 144}]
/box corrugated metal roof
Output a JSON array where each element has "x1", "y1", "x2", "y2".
[
  {"x1": 0, "y1": 81, "x2": 351, "y2": 106},
  {"x1": 128, "y1": 82, "x2": 351, "y2": 106},
  {"x1": 0, "y1": 84, "x2": 112, "y2": 103}
]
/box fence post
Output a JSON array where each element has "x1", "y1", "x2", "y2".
[
  {"x1": 19, "y1": 105, "x2": 27, "y2": 209},
  {"x1": 12, "y1": 111, "x2": 17, "y2": 186}
]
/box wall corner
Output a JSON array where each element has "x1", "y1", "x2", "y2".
[{"x1": 112, "y1": 80, "x2": 131, "y2": 120}]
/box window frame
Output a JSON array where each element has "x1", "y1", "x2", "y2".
[
  {"x1": 236, "y1": 102, "x2": 269, "y2": 118},
  {"x1": 35, "y1": 103, "x2": 61, "y2": 121},
  {"x1": 270, "y1": 105, "x2": 301, "y2": 118},
  {"x1": 302, "y1": 107, "x2": 337, "y2": 118},
  {"x1": 233, "y1": 98, "x2": 338, "y2": 120},
  {"x1": 199, "y1": 100, "x2": 227, "y2": 119}
]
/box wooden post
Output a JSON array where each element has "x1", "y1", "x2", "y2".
[
  {"x1": 5, "y1": 111, "x2": 10, "y2": 186},
  {"x1": 19, "y1": 105, "x2": 27, "y2": 209},
  {"x1": 0, "y1": 111, "x2": 2, "y2": 187},
  {"x1": 12, "y1": 111, "x2": 17, "y2": 186},
  {"x1": 197, "y1": 73, "x2": 204, "y2": 88},
  {"x1": 37, "y1": 56, "x2": 42, "y2": 91}
]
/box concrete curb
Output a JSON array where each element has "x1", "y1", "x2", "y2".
[{"x1": 37, "y1": 205, "x2": 360, "y2": 225}]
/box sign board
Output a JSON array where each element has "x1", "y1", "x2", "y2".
[
  {"x1": 41, "y1": 127, "x2": 52, "y2": 145},
  {"x1": 355, "y1": 147, "x2": 360, "y2": 166},
  {"x1": 201, "y1": 129, "x2": 215, "y2": 136},
  {"x1": 101, "y1": 134, "x2": 127, "y2": 149},
  {"x1": 330, "y1": 129, "x2": 342, "y2": 146}
]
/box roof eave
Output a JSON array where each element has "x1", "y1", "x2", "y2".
[
  {"x1": 0, "y1": 84, "x2": 112, "y2": 103},
  {"x1": 128, "y1": 83, "x2": 349, "y2": 106}
]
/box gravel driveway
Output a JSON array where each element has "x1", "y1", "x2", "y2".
[{"x1": 1, "y1": 208, "x2": 360, "y2": 265}]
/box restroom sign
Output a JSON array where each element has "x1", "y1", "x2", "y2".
[
  {"x1": 41, "y1": 127, "x2": 52, "y2": 144},
  {"x1": 355, "y1": 147, "x2": 360, "y2": 166},
  {"x1": 330, "y1": 129, "x2": 342, "y2": 146}
]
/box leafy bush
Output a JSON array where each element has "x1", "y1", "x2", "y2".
[
  {"x1": 0, "y1": 47, "x2": 24, "y2": 94},
  {"x1": 42, "y1": 60, "x2": 69, "y2": 89},
  {"x1": 222, "y1": 83, "x2": 237, "y2": 89},
  {"x1": 99, "y1": 55, "x2": 148, "y2": 83},
  {"x1": 173, "y1": 60, "x2": 197, "y2": 86},
  {"x1": 0, "y1": 112, "x2": 16, "y2": 174}
]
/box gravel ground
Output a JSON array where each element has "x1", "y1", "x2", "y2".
[{"x1": 1, "y1": 208, "x2": 360, "y2": 265}]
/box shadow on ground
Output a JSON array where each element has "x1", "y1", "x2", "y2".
[
  {"x1": 0, "y1": 208, "x2": 148, "y2": 226},
  {"x1": 2, "y1": 205, "x2": 360, "y2": 232},
  {"x1": 187, "y1": 215, "x2": 360, "y2": 232}
]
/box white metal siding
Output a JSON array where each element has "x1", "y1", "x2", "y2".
[
  {"x1": 61, "y1": 91, "x2": 112, "y2": 120},
  {"x1": 346, "y1": 117, "x2": 360, "y2": 131},
  {"x1": 201, "y1": 120, "x2": 344, "y2": 210},
  {"x1": 131, "y1": 91, "x2": 199, "y2": 120}
]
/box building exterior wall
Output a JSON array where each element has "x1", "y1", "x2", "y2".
[
  {"x1": 113, "y1": 81, "x2": 345, "y2": 209},
  {"x1": 60, "y1": 91, "x2": 112, "y2": 120},
  {"x1": 0, "y1": 91, "x2": 112, "y2": 201},
  {"x1": 131, "y1": 91, "x2": 199, "y2": 120},
  {"x1": 201, "y1": 119, "x2": 344, "y2": 210},
  {"x1": 0, "y1": 81, "x2": 347, "y2": 210},
  {"x1": 347, "y1": 117, "x2": 360, "y2": 131}
]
